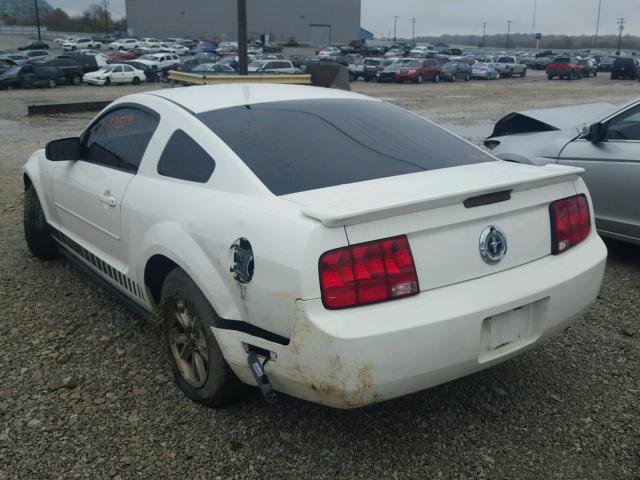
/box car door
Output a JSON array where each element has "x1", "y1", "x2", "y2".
[
  {"x1": 51, "y1": 106, "x2": 160, "y2": 266},
  {"x1": 112, "y1": 65, "x2": 125, "y2": 82},
  {"x1": 558, "y1": 104, "x2": 640, "y2": 240},
  {"x1": 19, "y1": 64, "x2": 35, "y2": 86}
]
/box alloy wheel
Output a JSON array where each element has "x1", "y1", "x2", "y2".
[{"x1": 168, "y1": 297, "x2": 209, "y2": 388}]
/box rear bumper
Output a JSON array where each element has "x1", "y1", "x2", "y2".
[{"x1": 215, "y1": 234, "x2": 606, "y2": 408}]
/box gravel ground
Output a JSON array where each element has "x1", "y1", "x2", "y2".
[{"x1": 0, "y1": 49, "x2": 639, "y2": 479}]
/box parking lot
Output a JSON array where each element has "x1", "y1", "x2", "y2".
[{"x1": 0, "y1": 40, "x2": 639, "y2": 479}]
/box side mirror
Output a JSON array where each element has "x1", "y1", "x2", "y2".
[
  {"x1": 45, "y1": 137, "x2": 81, "y2": 161},
  {"x1": 582, "y1": 123, "x2": 605, "y2": 143}
]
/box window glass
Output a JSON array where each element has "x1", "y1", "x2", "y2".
[
  {"x1": 607, "y1": 105, "x2": 640, "y2": 141},
  {"x1": 197, "y1": 99, "x2": 493, "y2": 195},
  {"x1": 83, "y1": 107, "x2": 159, "y2": 172},
  {"x1": 157, "y1": 130, "x2": 215, "y2": 183}
]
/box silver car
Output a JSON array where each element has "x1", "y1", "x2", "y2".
[{"x1": 485, "y1": 98, "x2": 640, "y2": 244}]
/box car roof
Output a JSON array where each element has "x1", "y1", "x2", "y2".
[{"x1": 140, "y1": 84, "x2": 374, "y2": 114}]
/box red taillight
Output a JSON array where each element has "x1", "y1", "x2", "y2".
[
  {"x1": 549, "y1": 194, "x2": 591, "y2": 254},
  {"x1": 319, "y1": 235, "x2": 419, "y2": 309}
]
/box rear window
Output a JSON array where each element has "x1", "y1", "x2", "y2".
[
  {"x1": 614, "y1": 58, "x2": 635, "y2": 66},
  {"x1": 364, "y1": 59, "x2": 380, "y2": 66},
  {"x1": 197, "y1": 99, "x2": 493, "y2": 195},
  {"x1": 554, "y1": 57, "x2": 571, "y2": 63}
]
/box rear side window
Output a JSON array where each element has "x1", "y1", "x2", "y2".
[
  {"x1": 83, "y1": 107, "x2": 159, "y2": 173},
  {"x1": 157, "y1": 130, "x2": 215, "y2": 183},
  {"x1": 197, "y1": 99, "x2": 493, "y2": 195},
  {"x1": 555, "y1": 57, "x2": 571, "y2": 63}
]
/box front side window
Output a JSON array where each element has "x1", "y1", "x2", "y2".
[
  {"x1": 83, "y1": 107, "x2": 159, "y2": 172},
  {"x1": 157, "y1": 130, "x2": 215, "y2": 182},
  {"x1": 197, "y1": 99, "x2": 493, "y2": 195},
  {"x1": 607, "y1": 105, "x2": 640, "y2": 141}
]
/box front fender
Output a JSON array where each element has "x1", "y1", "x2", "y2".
[
  {"x1": 23, "y1": 148, "x2": 60, "y2": 226},
  {"x1": 137, "y1": 221, "x2": 243, "y2": 321}
]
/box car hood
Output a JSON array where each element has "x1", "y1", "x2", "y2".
[{"x1": 489, "y1": 102, "x2": 616, "y2": 138}]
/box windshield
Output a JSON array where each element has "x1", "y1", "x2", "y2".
[
  {"x1": 248, "y1": 61, "x2": 265, "y2": 68},
  {"x1": 3, "y1": 66, "x2": 20, "y2": 75},
  {"x1": 497, "y1": 57, "x2": 513, "y2": 63},
  {"x1": 554, "y1": 57, "x2": 571, "y2": 63},
  {"x1": 443, "y1": 63, "x2": 457, "y2": 70},
  {"x1": 404, "y1": 60, "x2": 422, "y2": 67},
  {"x1": 196, "y1": 99, "x2": 493, "y2": 195}
]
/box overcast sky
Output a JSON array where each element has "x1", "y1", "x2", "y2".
[{"x1": 49, "y1": 0, "x2": 640, "y2": 37}]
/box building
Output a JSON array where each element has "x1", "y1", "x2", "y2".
[{"x1": 125, "y1": 0, "x2": 361, "y2": 46}]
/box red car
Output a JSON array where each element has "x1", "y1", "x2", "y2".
[
  {"x1": 546, "y1": 56, "x2": 583, "y2": 80},
  {"x1": 396, "y1": 58, "x2": 442, "y2": 83},
  {"x1": 106, "y1": 50, "x2": 138, "y2": 61}
]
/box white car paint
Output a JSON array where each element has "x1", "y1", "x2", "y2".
[
  {"x1": 82, "y1": 65, "x2": 146, "y2": 85},
  {"x1": 63, "y1": 38, "x2": 101, "y2": 51},
  {"x1": 109, "y1": 38, "x2": 139, "y2": 51},
  {"x1": 135, "y1": 54, "x2": 181, "y2": 70},
  {"x1": 23, "y1": 84, "x2": 606, "y2": 408},
  {"x1": 247, "y1": 60, "x2": 298, "y2": 74}
]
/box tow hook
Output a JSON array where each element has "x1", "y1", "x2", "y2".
[{"x1": 247, "y1": 351, "x2": 277, "y2": 403}]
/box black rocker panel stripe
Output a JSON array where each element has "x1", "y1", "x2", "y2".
[{"x1": 49, "y1": 224, "x2": 145, "y2": 301}]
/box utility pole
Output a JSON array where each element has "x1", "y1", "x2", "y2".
[
  {"x1": 616, "y1": 17, "x2": 625, "y2": 55},
  {"x1": 103, "y1": 0, "x2": 109, "y2": 36},
  {"x1": 393, "y1": 16, "x2": 398, "y2": 42},
  {"x1": 412, "y1": 17, "x2": 416, "y2": 41},
  {"x1": 594, "y1": 0, "x2": 602, "y2": 48},
  {"x1": 532, "y1": 0, "x2": 537, "y2": 33},
  {"x1": 481, "y1": 22, "x2": 487, "y2": 47},
  {"x1": 505, "y1": 20, "x2": 512, "y2": 49},
  {"x1": 237, "y1": 0, "x2": 248, "y2": 75},
  {"x1": 33, "y1": 0, "x2": 41, "y2": 42}
]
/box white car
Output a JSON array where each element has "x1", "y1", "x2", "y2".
[
  {"x1": 55, "y1": 36, "x2": 75, "y2": 46},
  {"x1": 135, "y1": 53, "x2": 181, "y2": 71},
  {"x1": 409, "y1": 45, "x2": 433, "y2": 57},
  {"x1": 109, "y1": 38, "x2": 139, "y2": 51},
  {"x1": 160, "y1": 44, "x2": 190, "y2": 56},
  {"x1": 82, "y1": 64, "x2": 146, "y2": 86},
  {"x1": 317, "y1": 46, "x2": 341, "y2": 58},
  {"x1": 247, "y1": 60, "x2": 298, "y2": 74},
  {"x1": 139, "y1": 38, "x2": 160, "y2": 47},
  {"x1": 63, "y1": 37, "x2": 101, "y2": 51},
  {"x1": 23, "y1": 84, "x2": 606, "y2": 409}
]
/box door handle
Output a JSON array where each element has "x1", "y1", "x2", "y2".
[{"x1": 99, "y1": 191, "x2": 117, "y2": 207}]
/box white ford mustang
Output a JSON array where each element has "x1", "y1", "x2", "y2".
[{"x1": 23, "y1": 84, "x2": 607, "y2": 408}]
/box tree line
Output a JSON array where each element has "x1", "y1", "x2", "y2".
[{"x1": 1, "y1": 4, "x2": 127, "y2": 34}]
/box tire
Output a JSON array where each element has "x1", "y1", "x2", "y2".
[
  {"x1": 160, "y1": 268, "x2": 245, "y2": 407},
  {"x1": 569, "y1": 71, "x2": 574, "y2": 80},
  {"x1": 593, "y1": 71, "x2": 597, "y2": 77},
  {"x1": 72, "y1": 74, "x2": 81, "y2": 86},
  {"x1": 465, "y1": 74, "x2": 470, "y2": 82},
  {"x1": 48, "y1": 79, "x2": 56, "y2": 88},
  {"x1": 433, "y1": 73, "x2": 440, "y2": 83},
  {"x1": 23, "y1": 185, "x2": 61, "y2": 260},
  {"x1": 132, "y1": 76, "x2": 140, "y2": 85},
  {"x1": 103, "y1": 77, "x2": 111, "y2": 86},
  {"x1": 71, "y1": 46, "x2": 76, "y2": 51},
  {"x1": 548, "y1": 74, "x2": 553, "y2": 80},
  {"x1": 364, "y1": 77, "x2": 371, "y2": 82},
  {"x1": 520, "y1": 69, "x2": 526, "y2": 77},
  {"x1": 416, "y1": 74, "x2": 423, "y2": 84}
]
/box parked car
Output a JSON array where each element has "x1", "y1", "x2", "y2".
[
  {"x1": 18, "y1": 41, "x2": 49, "y2": 51},
  {"x1": 494, "y1": 56, "x2": 527, "y2": 77},
  {"x1": 247, "y1": 60, "x2": 298, "y2": 74},
  {"x1": 24, "y1": 84, "x2": 606, "y2": 409},
  {"x1": 109, "y1": 60, "x2": 160, "y2": 82},
  {"x1": 316, "y1": 46, "x2": 341, "y2": 57},
  {"x1": 63, "y1": 38, "x2": 102, "y2": 52},
  {"x1": 383, "y1": 48, "x2": 405, "y2": 59},
  {"x1": 409, "y1": 45, "x2": 434, "y2": 58},
  {"x1": 440, "y1": 62, "x2": 472, "y2": 81},
  {"x1": 134, "y1": 53, "x2": 181, "y2": 71},
  {"x1": 0, "y1": 64, "x2": 60, "y2": 89},
  {"x1": 396, "y1": 58, "x2": 442, "y2": 83},
  {"x1": 54, "y1": 36, "x2": 75, "y2": 46},
  {"x1": 24, "y1": 50, "x2": 50, "y2": 61},
  {"x1": 597, "y1": 56, "x2": 616, "y2": 72},
  {"x1": 106, "y1": 50, "x2": 138, "y2": 61},
  {"x1": 376, "y1": 62, "x2": 405, "y2": 82},
  {"x1": 578, "y1": 58, "x2": 598, "y2": 77},
  {"x1": 82, "y1": 64, "x2": 146, "y2": 86},
  {"x1": 0, "y1": 58, "x2": 18, "y2": 75},
  {"x1": 363, "y1": 58, "x2": 392, "y2": 82},
  {"x1": 108, "y1": 39, "x2": 139, "y2": 51},
  {"x1": 63, "y1": 54, "x2": 109, "y2": 73},
  {"x1": 0, "y1": 53, "x2": 29, "y2": 65},
  {"x1": 547, "y1": 57, "x2": 583, "y2": 80},
  {"x1": 40, "y1": 58, "x2": 84, "y2": 85},
  {"x1": 611, "y1": 57, "x2": 639, "y2": 80},
  {"x1": 160, "y1": 44, "x2": 190, "y2": 56},
  {"x1": 191, "y1": 63, "x2": 237, "y2": 74},
  {"x1": 173, "y1": 57, "x2": 214, "y2": 73},
  {"x1": 485, "y1": 98, "x2": 640, "y2": 244},
  {"x1": 471, "y1": 62, "x2": 500, "y2": 80}
]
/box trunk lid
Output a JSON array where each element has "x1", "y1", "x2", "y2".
[{"x1": 285, "y1": 162, "x2": 583, "y2": 291}]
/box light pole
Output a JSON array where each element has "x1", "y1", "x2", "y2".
[
  {"x1": 594, "y1": 0, "x2": 602, "y2": 47},
  {"x1": 393, "y1": 16, "x2": 398, "y2": 42},
  {"x1": 412, "y1": 17, "x2": 416, "y2": 41},
  {"x1": 481, "y1": 22, "x2": 487, "y2": 47},
  {"x1": 33, "y1": 0, "x2": 42, "y2": 42},
  {"x1": 103, "y1": 0, "x2": 109, "y2": 36},
  {"x1": 237, "y1": 0, "x2": 248, "y2": 75},
  {"x1": 616, "y1": 17, "x2": 625, "y2": 55},
  {"x1": 505, "y1": 20, "x2": 512, "y2": 49},
  {"x1": 532, "y1": 0, "x2": 537, "y2": 33}
]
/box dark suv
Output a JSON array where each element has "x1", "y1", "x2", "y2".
[
  {"x1": 0, "y1": 64, "x2": 61, "y2": 89},
  {"x1": 440, "y1": 62, "x2": 472, "y2": 82},
  {"x1": 41, "y1": 58, "x2": 84, "y2": 85},
  {"x1": 611, "y1": 57, "x2": 639, "y2": 80}
]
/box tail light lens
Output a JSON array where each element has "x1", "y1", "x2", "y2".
[
  {"x1": 319, "y1": 235, "x2": 419, "y2": 309},
  {"x1": 549, "y1": 194, "x2": 591, "y2": 254}
]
